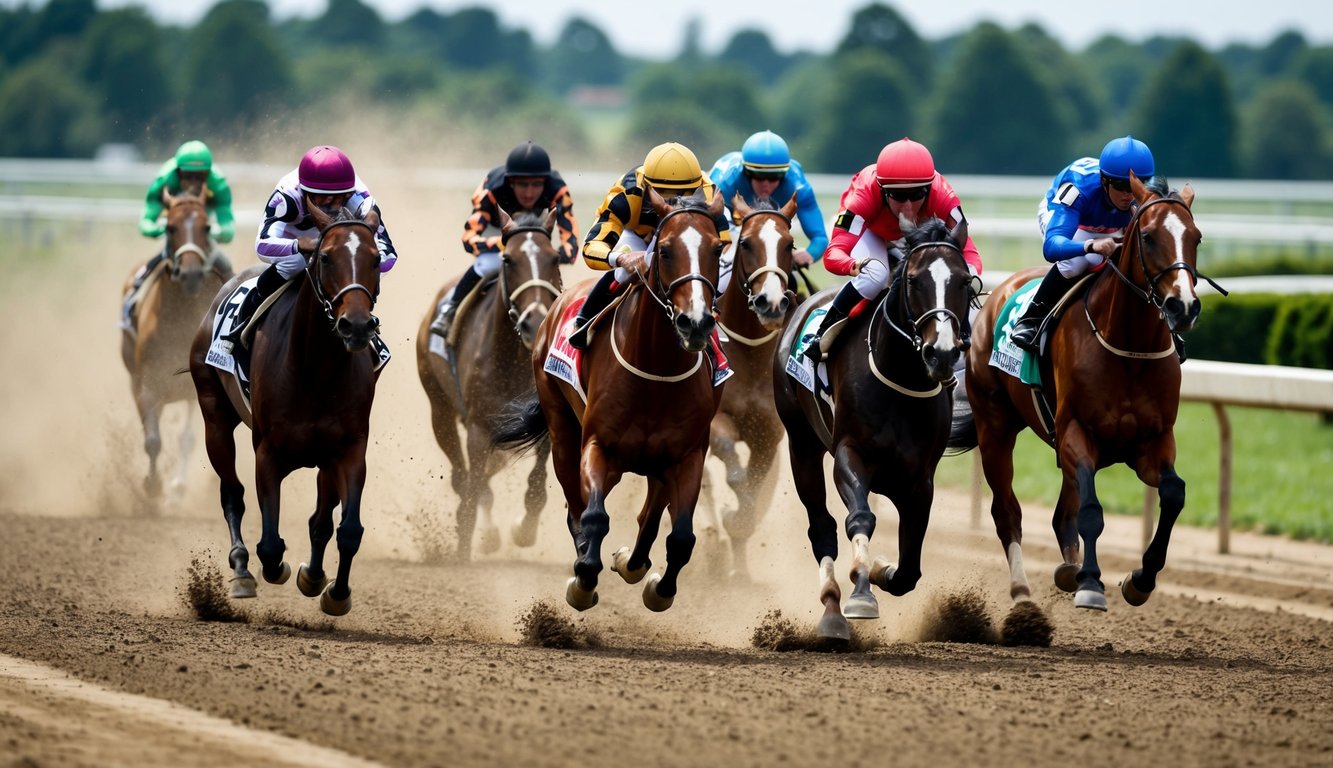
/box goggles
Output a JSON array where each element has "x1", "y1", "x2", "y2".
[
  {"x1": 884, "y1": 184, "x2": 930, "y2": 202},
  {"x1": 1102, "y1": 174, "x2": 1132, "y2": 193},
  {"x1": 744, "y1": 168, "x2": 786, "y2": 182}
]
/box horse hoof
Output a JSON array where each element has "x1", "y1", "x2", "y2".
[
  {"x1": 817, "y1": 612, "x2": 851, "y2": 641},
  {"x1": 1054, "y1": 563, "x2": 1080, "y2": 593},
  {"x1": 611, "y1": 546, "x2": 648, "y2": 584},
  {"x1": 320, "y1": 583, "x2": 351, "y2": 616},
  {"x1": 642, "y1": 573, "x2": 674, "y2": 612},
  {"x1": 1121, "y1": 571, "x2": 1153, "y2": 607},
  {"x1": 843, "y1": 594, "x2": 879, "y2": 620},
  {"x1": 478, "y1": 526, "x2": 501, "y2": 555},
  {"x1": 565, "y1": 577, "x2": 598, "y2": 612},
  {"x1": 868, "y1": 557, "x2": 896, "y2": 591},
  {"x1": 297, "y1": 563, "x2": 327, "y2": 598},
  {"x1": 1074, "y1": 589, "x2": 1108, "y2": 611},
  {"x1": 230, "y1": 576, "x2": 257, "y2": 599},
  {"x1": 511, "y1": 520, "x2": 538, "y2": 548},
  {"x1": 264, "y1": 561, "x2": 291, "y2": 585}
]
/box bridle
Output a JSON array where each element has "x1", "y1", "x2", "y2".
[
  {"x1": 732, "y1": 208, "x2": 796, "y2": 313},
  {"x1": 499, "y1": 225, "x2": 563, "y2": 336},
  {"x1": 164, "y1": 200, "x2": 218, "y2": 279},
  {"x1": 873, "y1": 240, "x2": 976, "y2": 353},
  {"x1": 306, "y1": 219, "x2": 380, "y2": 327},
  {"x1": 1102, "y1": 195, "x2": 1227, "y2": 312},
  {"x1": 636, "y1": 205, "x2": 722, "y2": 325}
]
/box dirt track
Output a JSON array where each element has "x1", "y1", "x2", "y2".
[{"x1": 1, "y1": 179, "x2": 1331, "y2": 767}]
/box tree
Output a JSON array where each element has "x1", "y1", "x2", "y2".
[
  {"x1": 1292, "y1": 47, "x2": 1333, "y2": 108},
  {"x1": 1243, "y1": 82, "x2": 1332, "y2": 179},
  {"x1": 79, "y1": 8, "x2": 170, "y2": 142},
  {"x1": 1083, "y1": 35, "x2": 1153, "y2": 113},
  {"x1": 546, "y1": 17, "x2": 622, "y2": 94},
  {"x1": 1134, "y1": 42, "x2": 1239, "y2": 178},
  {"x1": 179, "y1": 0, "x2": 294, "y2": 127},
  {"x1": 0, "y1": 51, "x2": 102, "y2": 156},
  {"x1": 931, "y1": 23, "x2": 1068, "y2": 174},
  {"x1": 834, "y1": 3, "x2": 932, "y2": 89},
  {"x1": 311, "y1": 0, "x2": 386, "y2": 48},
  {"x1": 432, "y1": 7, "x2": 535, "y2": 78},
  {"x1": 1256, "y1": 30, "x2": 1307, "y2": 78},
  {"x1": 719, "y1": 29, "x2": 787, "y2": 84},
  {"x1": 1014, "y1": 24, "x2": 1106, "y2": 142},
  {"x1": 626, "y1": 63, "x2": 766, "y2": 158},
  {"x1": 805, "y1": 49, "x2": 914, "y2": 175},
  {"x1": 769, "y1": 58, "x2": 834, "y2": 149}
]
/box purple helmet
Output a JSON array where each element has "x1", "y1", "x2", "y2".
[{"x1": 298, "y1": 145, "x2": 356, "y2": 194}]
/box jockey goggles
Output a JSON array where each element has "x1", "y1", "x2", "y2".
[
  {"x1": 1101, "y1": 173, "x2": 1132, "y2": 193},
  {"x1": 884, "y1": 184, "x2": 930, "y2": 202},
  {"x1": 744, "y1": 168, "x2": 786, "y2": 182}
]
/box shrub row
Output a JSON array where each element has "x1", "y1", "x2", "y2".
[{"x1": 1192, "y1": 293, "x2": 1333, "y2": 369}]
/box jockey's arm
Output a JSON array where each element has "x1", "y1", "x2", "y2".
[
  {"x1": 553, "y1": 188, "x2": 579, "y2": 264},
  {"x1": 139, "y1": 176, "x2": 168, "y2": 238},
  {"x1": 1042, "y1": 204, "x2": 1092, "y2": 263},
  {"x1": 794, "y1": 185, "x2": 829, "y2": 264},
  {"x1": 462, "y1": 185, "x2": 502, "y2": 256},
  {"x1": 208, "y1": 173, "x2": 236, "y2": 244}
]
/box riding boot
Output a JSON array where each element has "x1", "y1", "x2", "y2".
[
  {"x1": 224, "y1": 265, "x2": 285, "y2": 350},
  {"x1": 1010, "y1": 265, "x2": 1078, "y2": 354},
  {"x1": 568, "y1": 271, "x2": 624, "y2": 350},
  {"x1": 803, "y1": 282, "x2": 862, "y2": 362},
  {"x1": 430, "y1": 264, "x2": 484, "y2": 338},
  {"x1": 122, "y1": 251, "x2": 168, "y2": 329}
]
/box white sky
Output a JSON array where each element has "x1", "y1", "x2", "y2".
[{"x1": 71, "y1": 0, "x2": 1333, "y2": 57}]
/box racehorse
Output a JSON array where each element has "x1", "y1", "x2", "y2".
[
  {"x1": 704, "y1": 194, "x2": 798, "y2": 579},
  {"x1": 772, "y1": 217, "x2": 976, "y2": 641},
  {"x1": 416, "y1": 209, "x2": 563, "y2": 561},
  {"x1": 962, "y1": 173, "x2": 1220, "y2": 618},
  {"x1": 494, "y1": 187, "x2": 727, "y2": 612},
  {"x1": 189, "y1": 203, "x2": 384, "y2": 616},
  {"x1": 120, "y1": 187, "x2": 230, "y2": 501}
]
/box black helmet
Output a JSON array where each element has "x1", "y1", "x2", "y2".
[{"x1": 505, "y1": 142, "x2": 551, "y2": 178}]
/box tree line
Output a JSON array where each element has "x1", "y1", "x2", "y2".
[{"x1": 2, "y1": 0, "x2": 1331, "y2": 179}]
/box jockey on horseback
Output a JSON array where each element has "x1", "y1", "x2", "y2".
[
  {"x1": 708, "y1": 130, "x2": 828, "y2": 292},
  {"x1": 567, "y1": 141, "x2": 732, "y2": 350},
  {"x1": 803, "y1": 137, "x2": 982, "y2": 362},
  {"x1": 222, "y1": 145, "x2": 398, "y2": 351},
  {"x1": 124, "y1": 140, "x2": 236, "y2": 327},
  {"x1": 1009, "y1": 135, "x2": 1155, "y2": 353},
  {"x1": 428, "y1": 141, "x2": 578, "y2": 338}
]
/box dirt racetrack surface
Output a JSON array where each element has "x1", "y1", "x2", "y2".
[{"x1": 2, "y1": 170, "x2": 1331, "y2": 767}]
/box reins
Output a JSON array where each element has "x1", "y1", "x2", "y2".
[{"x1": 306, "y1": 219, "x2": 379, "y2": 327}]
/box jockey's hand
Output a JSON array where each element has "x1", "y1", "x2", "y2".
[
  {"x1": 216, "y1": 221, "x2": 235, "y2": 244},
  {"x1": 140, "y1": 220, "x2": 165, "y2": 238},
  {"x1": 1088, "y1": 238, "x2": 1119, "y2": 259},
  {"x1": 793, "y1": 248, "x2": 813, "y2": 268},
  {"x1": 616, "y1": 250, "x2": 647, "y2": 275},
  {"x1": 297, "y1": 236, "x2": 319, "y2": 255},
  {"x1": 849, "y1": 258, "x2": 870, "y2": 277},
  {"x1": 378, "y1": 252, "x2": 396, "y2": 273}
]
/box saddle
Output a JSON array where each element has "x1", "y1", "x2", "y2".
[{"x1": 444, "y1": 276, "x2": 498, "y2": 348}]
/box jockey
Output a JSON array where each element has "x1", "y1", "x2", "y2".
[
  {"x1": 708, "y1": 130, "x2": 828, "y2": 292},
  {"x1": 567, "y1": 141, "x2": 732, "y2": 349},
  {"x1": 222, "y1": 145, "x2": 398, "y2": 350},
  {"x1": 125, "y1": 140, "x2": 235, "y2": 323},
  {"x1": 803, "y1": 137, "x2": 982, "y2": 361},
  {"x1": 1009, "y1": 135, "x2": 1155, "y2": 353},
  {"x1": 428, "y1": 141, "x2": 579, "y2": 338}
]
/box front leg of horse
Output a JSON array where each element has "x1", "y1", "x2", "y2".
[
  {"x1": 614, "y1": 477, "x2": 667, "y2": 586},
  {"x1": 1071, "y1": 463, "x2": 1107, "y2": 611},
  {"x1": 253, "y1": 448, "x2": 291, "y2": 587},
  {"x1": 644, "y1": 454, "x2": 707, "y2": 612},
  {"x1": 320, "y1": 458, "x2": 367, "y2": 617},
  {"x1": 832, "y1": 445, "x2": 878, "y2": 620},
  {"x1": 298, "y1": 469, "x2": 338, "y2": 600},
  {"x1": 466, "y1": 427, "x2": 501, "y2": 556},
  {"x1": 568, "y1": 444, "x2": 615, "y2": 611},
  {"x1": 1123, "y1": 463, "x2": 1186, "y2": 606},
  {"x1": 870, "y1": 484, "x2": 930, "y2": 600},
  {"x1": 727, "y1": 432, "x2": 781, "y2": 581},
  {"x1": 511, "y1": 441, "x2": 550, "y2": 548},
  {"x1": 135, "y1": 385, "x2": 164, "y2": 500}
]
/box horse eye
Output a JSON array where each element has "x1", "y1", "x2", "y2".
[
  {"x1": 320, "y1": 253, "x2": 331, "y2": 266},
  {"x1": 739, "y1": 238, "x2": 752, "y2": 251}
]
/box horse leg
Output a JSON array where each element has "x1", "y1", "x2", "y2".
[
  {"x1": 1122, "y1": 456, "x2": 1186, "y2": 606},
  {"x1": 783, "y1": 417, "x2": 844, "y2": 639},
  {"x1": 319, "y1": 451, "x2": 367, "y2": 616},
  {"x1": 567, "y1": 441, "x2": 619, "y2": 610},
  {"x1": 612, "y1": 477, "x2": 666, "y2": 585},
  {"x1": 464, "y1": 424, "x2": 499, "y2": 556},
  {"x1": 831, "y1": 443, "x2": 878, "y2": 620},
  {"x1": 252, "y1": 443, "x2": 291, "y2": 587},
  {"x1": 169, "y1": 414, "x2": 195, "y2": 502},
  {"x1": 135, "y1": 380, "x2": 164, "y2": 500},
  {"x1": 195, "y1": 378, "x2": 252, "y2": 598},
  {"x1": 726, "y1": 422, "x2": 782, "y2": 581},
  {"x1": 643, "y1": 450, "x2": 707, "y2": 612},
  {"x1": 1060, "y1": 424, "x2": 1106, "y2": 610},
  {"x1": 871, "y1": 478, "x2": 932, "y2": 599},
  {"x1": 977, "y1": 419, "x2": 1032, "y2": 602},
  {"x1": 512, "y1": 440, "x2": 550, "y2": 548},
  {"x1": 427, "y1": 393, "x2": 470, "y2": 560},
  {"x1": 1052, "y1": 479, "x2": 1082, "y2": 593},
  {"x1": 297, "y1": 468, "x2": 338, "y2": 599}
]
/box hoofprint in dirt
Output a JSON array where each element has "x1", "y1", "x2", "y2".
[{"x1": 0, "y1": 509, "x2": 1329, "y2": 768}]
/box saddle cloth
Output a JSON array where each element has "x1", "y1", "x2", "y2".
[{"x1": 991, "y1": 281, "x2": 1042, "y2": 386}]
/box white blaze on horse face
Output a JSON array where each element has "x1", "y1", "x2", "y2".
[
  {"x1": 680, "y1": 225, "x2": 707, "y2": 320},
  {"x1": 521, "y1": 233, "x2": 541, "y2": 275},
  {"x1": 1162, "y1": 211, "x2": 1198, "y2": 303},
  {"x1": 344, "y1": 231, "x2": 362, "y2": 282},
  {"x1": 757, "y1": 218, "x2": 784, "y2": 302},
  {"x1": 928, "y1": 258, "x2": 957, "y2": 349}
]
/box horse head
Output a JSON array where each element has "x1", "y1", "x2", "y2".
[
  {"x1": 645, "y1": 186, "x2": 725, "y2": 352},
  {"x1": 498, "y1": 207, "x2": 563, "y2": 349},
  {"x1": 731, "y1": 192, "x2": 798, "y2": 328},
  {"x1": 161, "y1": 187, "x2": 212, "y2": 293},
  {"x1": 1122, "y1": 173, "x2": 1203, "y2": 333},
  {"x1": 307, "y1": 203, "x2": 382, "y2": 351},
  {"x1": 896, "y1": 217, "x2": 975, "y2": 382}
]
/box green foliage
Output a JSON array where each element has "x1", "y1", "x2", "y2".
[
  {"x1": 78, "y1": 8, "x2": 169, "y2": 141},
  {"x1": 428, "y1": 7, "x2": 535, "y2": 78},
  {"x1": 1256, "y1": 30, "x2": 1307, "y2": 78},
  {"x1": 180, "y1": 0, "x2": 294, "y2": 128},
  {"x1": 931, "y1": 23, "x2": 1067, "y2": 174},
  {"x1": 1134, "y1": 42, "x2": 1239, "y2": 178},
  {"x1": 768, "y1": 59, "x2": 833, "y2": 152},
  {"x1": 1083, "y1": 35, "x2": 1153, "y2": 113},
  {"x1": 719, "y1": 29, "x2": 788, "y2": 85},
  {"x1": 1186, "y1": 293, "x2": 1281, "y2": 364},
  {"x1": 1291, "y1": 46, "x2": 1333, "y2": 107},
  {"x1": 626, "y1": 100, "x2": 731, "y2": 163},
  {"x1": 834, "y1": 3, "x2": 932, "y2": 88},
  {"x1": 311, "y1": 0, "x2": 386, "y2": 48},
  {"x1": 626, "y1": 63, "x2": 765, "y2": 159},
  {"x1": 1013, "y1": 24, "x2": 1106, "y2": 143},
  {"x1": 546, "y1": 17, "x2": 623, "y2": 94},
  {"x1": 0, "y1": 49, "x2": 102, "y2": 157},
  {"x1": 1267, "y1": 295, "x2": 1333, "y2": 369},
  {"x1": 1242, "y1": 81, "x2": 1333, "y2": 179},
  {"x1": 805, "y1": 50, "x2": 913, "y2": 174}
]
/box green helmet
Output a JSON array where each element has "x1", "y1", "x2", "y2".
[{"x1": 174, "y1": 140, "x2": 213, "y2": 173}]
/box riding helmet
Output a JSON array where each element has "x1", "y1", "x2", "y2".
[
  {"x1": 875, "y1": 138, "x2": 935, "y2": 188},
  {"x1": 1099, "y1": 135, "x2": 1155, "y2": 180},
  {"x1": 505, "y1": 142, "x2": 552, "y2": 178},
  {"x1": 298, "y1": 145, "x2": 357, "y2": 194},
  {"x1": 741, "y1": 131, "x2": 791, "y2": 175},
  {"x1": 175, "y1": 140, "x2": 213, "y2": 173},
  {"x1": 642, "y1": 142, "x2": 704, "y2": 191}
]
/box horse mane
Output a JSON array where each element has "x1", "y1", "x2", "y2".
[
  {"x1": 746, "y1": 198, "x2": 780, "y2": 213},
  {"x1": 664, "y1": 195, "x2": 713, "y2": 214},
  {"x1": 1144, "y1": 175, "x2": 1171, "y2": 198},
  {"x1": 902, "y1": 217, "x2": 956, "y2": 251},
  {"x1": 510, "y1": 210, "x2": 546, "y2": 228}
]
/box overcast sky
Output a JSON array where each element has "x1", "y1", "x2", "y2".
[{"x1": 67, "y1": 0, "x2": 1333, "y2": 57}]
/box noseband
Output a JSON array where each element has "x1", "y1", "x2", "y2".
[
  {"x1": 165, "y1": 203, "x2": 218, "y2": 278},
  {"x1": 638, "y1": 206, "x2": 722, "y2": 324},
  {"x1": 499, "y1": 225, "x2": 563, "y2": 334},
  {"x1": 1105, "y1": 196, "x2": 1227, "y2": 311},
  {"x1": 306, "y1": 219, "x2": 379, "y2": 326},
  {"x1": 875, "y1": 241, "x2": 975, "y2": 352},
  {"x1": 734, "y1": 208, "x2": 796, "y2": 309}
]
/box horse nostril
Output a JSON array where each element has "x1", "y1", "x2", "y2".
[{"x1": 778, "y1": 296, "x2": 790, "y2": 314}]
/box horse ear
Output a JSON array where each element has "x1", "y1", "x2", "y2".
[
  {"x1": 781, "y1": 192, "x2": 798, "y2": 220},
  {"x1": 646, "y1": 186, "x2": 672, "y2": 218},
  {"x1": 308, "y1": 200, "x2": 333, "y2": 230},
  {"x1": 949, "y1": 218, "x2": 968, "y2": 248},
  {"x1": 706, "y1": 188, "x2": 726, "y2": 220},
  {"x1": 361, "y1": 207, "x2": 381, "y2": 230},
  {"x1": 497, "y1": 206, "x2": 515, "y2": 234},
  {"x1": 732, "y1": 193, "x2": 751, "y2": 219},
  {"x1": 1130, "y1": 171, "x2": 1150, "y2": 202},
  {"x1": 541, "y1": 206, "x2": 557, "y2": 234},
  {"x1": 161, "y1": 187, "x2": 175, "y2": 207},
  {"x1": 1179, "y1": 183, "x2": 1195, "y2": 209}
]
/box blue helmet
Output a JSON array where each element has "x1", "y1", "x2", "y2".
[
  {"x1": 1099, "y1": 135, "x2": 1154, "y2": 180},
  {"x1": 741, "y1": 131, "x2": 790, "y2": 175}
]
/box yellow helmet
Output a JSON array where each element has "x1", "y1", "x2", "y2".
[{"x1": 642, "y1": 142, "x2": 703, "y2": 191}]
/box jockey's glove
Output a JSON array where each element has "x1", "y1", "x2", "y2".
[
  {"x1": 378, "y1": 252, "x2": 397, "y2": 273},
  {"x1": 216, "y1": 221, "x2": 235, "y2": 244},
  {"x1": 140, "y1": 220, "x2": 165, "y2": 238}
]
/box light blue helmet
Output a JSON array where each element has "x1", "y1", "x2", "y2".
[
  {"x1": 1099, "y1": 135, "x2": 1154, "y2": 180},
  {"x1": 741, "y1": 130, "x2": 790, "y2": 176}
]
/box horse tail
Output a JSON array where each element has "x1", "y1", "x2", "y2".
[
  {"x1": 492, "y1": 393, "x2": 550, "y2": 455},
  {"x1": 944, "y1": 368, "x2": 978, "y2": 455}
]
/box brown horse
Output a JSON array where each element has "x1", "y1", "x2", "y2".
[
  {"x1": 962, "y1": 174, "x2": 1220, "y2": 620},
  {"x1": 189, "y1": 204, "x2": 383, "y2": 616},
  {"x1": 703, "y1": 194, "x2": 798, "y2": 578},
  {"x1": 120, "y1": 188, "x2": 230, "y2": 501},
  {"x1": 416, "y1": 209, "x2": 563, "y2": 561},
  {"x1": 773, "y1": 217, "x2": 976, "y2": 641},
  {"x1": 494, "y1": 188, "x2": 727, "y2": 612}
]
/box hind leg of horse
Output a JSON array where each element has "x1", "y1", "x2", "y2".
[
  {"x1": 426, "y1": 399, "x2": 473, "y2": 561},
  {"x1": 169, "y1": 415, "x2": 195, "y2": 501},
  {"x1": 196, "y1": 381, "x2": 252, "y2": 597},
  {"x1": 645, "y1": 452, "x2": 706, "y2": 611},
  {"x1": 1123, "y1": 456, "x2": 1186, "y2": 606},
  {"x1": 1051, "y1": 479, "x2": 1082, "y2": 593},
  {"x1": 976, "y1": 418, "x2": 1032, "y2": 602},
  {"x1": 320, "y1": 452, "x2": 367, "y2": 616},
  {"x1": 298, "y1": 468, "x2": 339, "y2": 600},
  {"x1": 613, "y1": 477, "x2": 667, "y2": 585},
  {"x1": 134, "y1": 380, "x2": 164, "y2": 499},
  {"x1": 1059, "y1": 425, "x2": 1106, "y2": 610},
  {"x1": 462, "y1": 424, "x2": 499, "y2": 557},
  {"x1": 252, "y1": 442, "x2": 292, "y2": 586},
  {"x1": 511, "y1": 441, "x2": 549, "y2": 548},
  {"x1": 783, "y1": 419, "x2": 843, "y2": 638},
  {"x1": 831, "y1": 443, "x2": 879, "y2": 620},
  {"x1": 726, "y1": 426, "x2": 781, "y2": 581}
]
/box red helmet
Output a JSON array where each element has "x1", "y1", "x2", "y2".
[
  {"x1": 875, "y1": 138, "x2": 935, "y2": 187},
  {"x1": 298, "y1": 145, "x2": 356, "y2": 194}
]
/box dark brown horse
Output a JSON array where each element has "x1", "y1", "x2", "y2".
[
  {"x1": 121, "y1": 188, "x2": 230, "y2": 501},
  {"x1": 962, "y1": 174, "x2": 1218, "y2": 620},
  {"x1": 495, "y1": 188, "x2": 727, "y2": 612},
  {"x1": 773, "y1": 218, "x2": 976, "y2": 641},
  {"x1": 703, "y1": 194, "x2": 798, "y2": 579},
  {"x1": 416, "y1": 209, "x2": 563, "y2": 561},
  {"x1": 189, "y1": 204, "x2": 383, "y2": 616}
]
